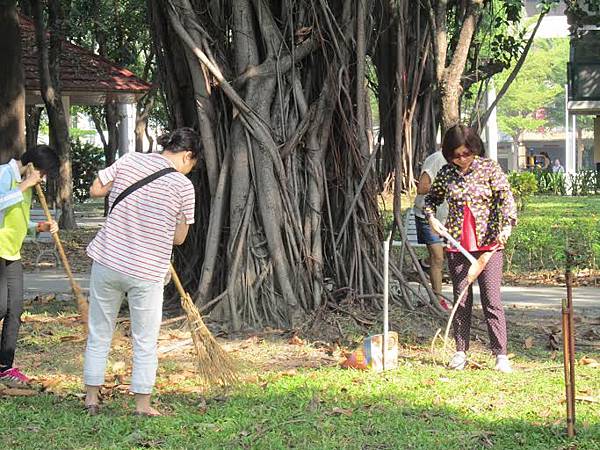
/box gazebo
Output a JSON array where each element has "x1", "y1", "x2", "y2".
[{"x1": 20, "y1": 15, "x2": 152, "y2": 152}]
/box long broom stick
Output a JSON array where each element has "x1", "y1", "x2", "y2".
[
  {"x1": 33, "y1": 180, "x2": 88, "y2": 330},
  {"x1": 169, "y1": 264, "x2": 237, "y2": 385}
]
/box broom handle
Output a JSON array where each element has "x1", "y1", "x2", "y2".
[
  {"x1": 169, "y1": 264, "x2": 190, "y2": 300},
  {"x1": 33, "y1": 183, "x2": 82, "y2": 298}
]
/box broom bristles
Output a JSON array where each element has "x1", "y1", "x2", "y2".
[{"x1": 180, "y1": 293, "x2": 238, "y2": 385}]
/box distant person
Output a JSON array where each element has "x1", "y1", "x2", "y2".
[
  {"x1": 413, "y1": 150, "x2": 449, "y2": 310},
  {"x1": 552, "y1": 158, "x2": 565, "y2": 174},
  {"x1": 540, "y1": 152, "x2": 551, "y2": 171}
]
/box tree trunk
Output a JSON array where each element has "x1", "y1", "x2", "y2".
[
  {"x1": 25, "y1": 105, "x2": 43, "y2": 150},
  {"x1": 135, "y1": 90, "x2": 156, "y2": 152},
  {"x1": 149, "y1": 0, "x2": 388, "y2": 328},
  {"x1": 31, "y1": 0, "x2": 76, "y2": 229},
  {"x1": 430, "y1": 0, "x2": 483, "y2": 133},
  {"x1": 0, "y1": 2, "x2": 25, "y2": 163}
]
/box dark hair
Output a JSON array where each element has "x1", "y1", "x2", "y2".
[
  {"x1": 441, "y1": 124, "x2": 485, "y2": 162},
  {"x1": 20, "y1": 145, "x2": 59, "y2": 178},
  {"x1": 157, "y1": 127, "x2": 202, "y2": 159}
]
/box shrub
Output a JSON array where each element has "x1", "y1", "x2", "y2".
[
  {"x1": 71, "y1": 139, "x2": 104, "y2": 203},
  {"x1": 507, "y1": 171, "x2": 538, "y2": 211},
  {"x1": 536, "y1": 172, "x2": 566, "y2": 195}
]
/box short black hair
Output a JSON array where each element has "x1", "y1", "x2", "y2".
[
  {"x1": 441, "y1": 125, "x2": 485, "y2": 162},
  {"x1": 20, "y1": 145, "x2": 60, "y2": 178},
  {"x1": 157, "y1": 127, "x2": 202, "y2": 159}
]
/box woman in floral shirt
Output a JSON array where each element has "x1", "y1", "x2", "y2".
[{"x1": 424, "y1": 125, "x2": 517, "y2": 373}]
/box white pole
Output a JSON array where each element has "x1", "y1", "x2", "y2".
[
  {"x1": 486, "y1": 81, "x2": 498, "y2": 162},
  {"x1": 571, "y1": 114, "x2": 577, "y2": 172},
  {"x1": 118, "y1": 102, "x2": 136, "y2": 156},
  {"x1": 565, "y1": 84, "x2": 571, "y2": 192},
  {"x1": 382, "y1": 233, "x2": 390, "y2": 370}
]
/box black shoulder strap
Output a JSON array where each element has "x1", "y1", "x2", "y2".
[{"x1": 109, "y1": 167, "x2": 177, "y2": 214}]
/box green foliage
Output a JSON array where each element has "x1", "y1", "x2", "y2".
[
  {"x1": 2, "y1": 356, "x2": 600, "y2": 449},
  {"x1": 505, "y1": 195, "x2": 600, "y2": 272},
  {"x1": 496, "y1": 38, "x2": 568, "y2": 138},
  {"x1": 535, "y1": 171, "x2": 566, "y2": 195},
  {"x1": 507, "y1": 171, "x2": 538, "y2": 210},
  {"x1": 568, "y1": 170, "x2": 600, "y2": 196},
  {"x1": 71, "y1": 139, "x2": 104, "y2": 203}
]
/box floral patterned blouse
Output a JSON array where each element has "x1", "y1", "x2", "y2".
[{"x1": 423, "y1": 157, "x2": 517, "y2": 247}]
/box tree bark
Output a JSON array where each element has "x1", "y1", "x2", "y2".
[
  {"x1": 32, "y1": 0, "x2": 76, "y2": 229},
  {"x1": 25, "y1": 105, "x2": 43, "y2": 150},
  {"x1": 0, "y1": 2, "x2": 25, "y2": 163}
]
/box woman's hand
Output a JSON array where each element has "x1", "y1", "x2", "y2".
[
  {"x1": 20, "y1": 169, "x2": 42, "y2": 192},
  {"x1": 428, "y1": 216, "x2": 446, "y2": 237},
  {"x1": 38, "y1": 220, "x2": 59, "y2": 234},
  {"x1": 497, "y1": 225, "x2": 512, "y2": 245}
]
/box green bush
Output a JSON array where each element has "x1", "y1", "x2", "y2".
[
  {"x1": 568, "y1": 170, "x2": 600, "y2": 196},
  {"x1": 71, "y1": 139, "x2": 104, "y2": 203},
  {"x1": 535, "y1": 172, "x2": 566, "y2": 195},
  {"x1": 507, "y1": 171, "x2": 538, "y2": 211},
  {"x1": 504, "y1": 196, "x2": 600, "y2": 273}
]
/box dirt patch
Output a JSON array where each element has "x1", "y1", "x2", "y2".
[{"x1": 21, "y1": 229, "x2": 96, "y2": 272}]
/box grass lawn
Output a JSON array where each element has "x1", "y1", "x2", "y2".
[
  {"x1": 506, "y1": 195, "x2": 600, "y2": 275},
  {"x1": 1, "y1": 296, "x2": 599, "y2": 449}
]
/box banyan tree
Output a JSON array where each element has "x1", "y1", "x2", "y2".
[{"x1": 145, "y1": 0, "x2": 546, "y2": 329}]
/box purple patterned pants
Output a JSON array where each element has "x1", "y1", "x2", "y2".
[{"x1": 447, "y1": 250, "x2": 508, "y2": 355}]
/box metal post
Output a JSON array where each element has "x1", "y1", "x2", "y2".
[
  {"x1": 564, "y1": 250, "x2": 576, "y2": 437},
  {"x1": 382, "y1": 233, "x2": 390, "y2": 370}
]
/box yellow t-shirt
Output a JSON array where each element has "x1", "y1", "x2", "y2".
[{"x1": 0, "y1": 166, "x2": 33, "y2": 261}]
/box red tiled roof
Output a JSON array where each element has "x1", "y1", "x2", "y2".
[{"x1": 21, "y1": 15, "x2": 151, "y2": 94}]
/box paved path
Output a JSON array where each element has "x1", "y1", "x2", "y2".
[
  {"x1": 24, "y1": 270, "x2": 600, "y2": 314},
  {"x1": 442, "y1": 285, "x2": 599, "y2": 312},
  {"x1": 25, "y1": 270, "x2": 90, "y2": 296}
]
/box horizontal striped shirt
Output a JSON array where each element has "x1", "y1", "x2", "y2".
[{"x1": 87, "y1": 153, "x2": 195, "y2": 282}]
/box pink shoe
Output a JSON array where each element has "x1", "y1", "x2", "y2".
[
  {"x1": 439, "y1": 297, "x2": 451, "y2": 311},
  {"x1": 0, "y1": 367, "x2": 30, "y2": 384}
]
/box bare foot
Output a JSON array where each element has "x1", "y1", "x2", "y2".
[{"x1": 133, "y1": 406, "x2": 162, "y2": 417}]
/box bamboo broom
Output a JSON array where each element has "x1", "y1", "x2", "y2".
[
  {"x1": 33, "y1": 179, "x2": 89, "y2": 330},
  {"x1": 169, "y1": 264, "x2": 237, "y2": 385}
]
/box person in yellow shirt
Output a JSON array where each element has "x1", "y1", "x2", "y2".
[{"x1": 0, "y1": 145, "x2": 59, "y2": 384}]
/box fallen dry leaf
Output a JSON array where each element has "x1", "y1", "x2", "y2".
[
  {"x1": 288, "y1": 335, "x2": 304, "y2": 346},
  {"x1": 327, "y1": 407, "x2": 353, "y2": 417},
  {"x1": 524, "y1": 337, "x2": 534, "y2": 349},
  {"x1": 0, "y1": 386, "x2": 38, "y2": 397},
  {"x1": 59, "y1": 335, "x2": 85, "y2": 343},
  {"x1": 306, "y1": 393, "x2": 320, "y2": 412},
  {"x1": 111, "y1": 361, "x2": 127, "y2": 372},
  {"x1": 579, "y1": 356, "x2": 600, "y2": 367}
]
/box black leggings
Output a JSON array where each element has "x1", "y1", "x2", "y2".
[{"x1": 0, "y1": 259, "x2": 23, "y2": 370}]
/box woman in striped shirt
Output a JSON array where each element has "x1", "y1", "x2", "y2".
[
  {"x1": 0, "y1": 145, "x2": 59, "y2": 384},
  {"x1": 83, "y1": 128, "x2": 200, "y2": 416}
]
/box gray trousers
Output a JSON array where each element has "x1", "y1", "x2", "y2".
[
  {"x1": 83, "y1": 262, "x2": 164, "y2": 394},
  {"x1": 0, "y1": 259, "x2": 24, "y2": 371}
]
